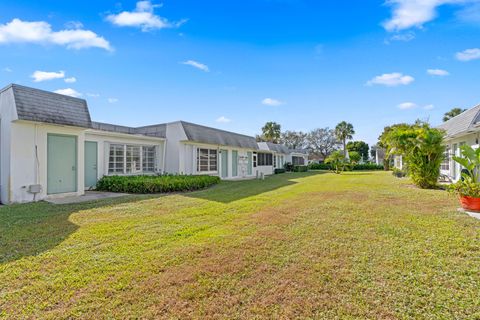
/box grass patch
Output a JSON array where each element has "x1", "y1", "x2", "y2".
[{"x1": 1, "y1": 172, "x2": 479, "y2": 318}]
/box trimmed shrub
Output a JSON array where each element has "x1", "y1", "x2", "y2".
[
  {"x1": 351, "y1": 163, "x2": 384, "y2": 171},
  {"x1": 392, "y1": 168, "x2": 407, "y2": 178},
  {"x1": 96, "y1": 174, "x2": 220, "y2": 194},
  {"x1": 284, "y1": 162, "x2": 294, "y2": 172},
  {"x1": 293, "y1": 165, "x2": 308, "y2": 172},
  {"x1": 308, "y1": 163, "x2": 331, "y2": 170},
  {"x1": 274, "y1": 168, "x2": 286, "y2": 174},
  {"x1": 308, "y1": 163, "x2": 384, "y2": 171}
]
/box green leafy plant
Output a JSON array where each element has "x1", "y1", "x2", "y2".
[
  {"x1": 325, "y1": 151, "x2": 347, "y2": 174},
  {"x1": 449, "y1": 145, "x2": 480, "y2": 197},
  {"x1": 274, "y1": 168, "x2": 286, "y2": 174},
  {"x1": 293, "y1": 165, "x2": 308, "y2": 172},
  {"x1": 96, "y1": 174, "x2": 220, "y2": 194},
  {"x1": 348, "y1": 151, "x2": 361, "y2": 164},
  {"x1": 381, "y1": 122, "x2": 445, "y2": 189},
  {"x1": 392, "y1": 168, "x2": 407, "y2": 178}
]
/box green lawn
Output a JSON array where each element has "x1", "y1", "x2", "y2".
[{"x1": 1, "y1": 171, "x2": 479, "y2": 319}]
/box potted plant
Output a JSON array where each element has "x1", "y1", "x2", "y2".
[{"x1": 449, "y1": 145, "x2": 480, "y2": 211}]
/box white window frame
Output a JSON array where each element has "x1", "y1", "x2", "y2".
[
  {"x1": 196, "y1": 148, "x2": 218, "y2": 173},
  {"x1": 108, "y1": 143, "x2": 157, "y2": 175}
]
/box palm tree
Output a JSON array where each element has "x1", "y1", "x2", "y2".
[
  {"x1": 443, "y1": 108, "x2": 466, "y2": 122},
  {"x1": 261, "y1": 122, "x2": 281, "y2": 143},
  {"x1": 335, "y1": 121, "x2": 355, "y2": 155}
]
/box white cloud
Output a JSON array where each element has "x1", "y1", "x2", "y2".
[
  {"x1": 216, "y1": 116, "x2": 231, "y2": 123},
  {"x1": 398, "y1": 102, "x2": 417, "y2": 110},
  {"x1": 181, "y1": 60, "x2": 209, "y2": 72},
  {"x1": 366, "y1": 72, "x2": 414, "y2": 86},
  {"x1": 456, "y1": 48, "x2": 480, "y2": 61},
  {"x1": 427, "y1": 68, "x2": 449, "y2": 76},
  {"x1": 387, "y1": 32, "x2": 416, "y2": 43},
  {"x1": 54, "y1": 88, "x2": 81, "y2": 98},
  {"x1": 108, "y1": 98, "x2": 118, "y2": 103},
  {"x1": 64, "y1": 76, "x2": 76, "y2": 83},
  {"x1": 424, "y1": 104, "x2": 435, "y2": 110},
  {"x1": 31, "y1": 70, "x2": 65, "y2": 82},
  {"x1": 262, "y1": 98, "x2": 284, "y2": 106},
  {"x1": 3, "y1": 67, "x2": 12, "y2": 72},
  {"x1": 0, "y1": 18, "x2": 112, "y2": 51},
  {"x1": 86, "y1": 93, "x2": 100, "y2": 97},
  {"x1": 106, "y1": 1, "x2": 186, "y2": 32},
  {"x1": 383, "y1": 0, "x2": 468, "y2": 32}
]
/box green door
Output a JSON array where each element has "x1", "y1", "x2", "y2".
[
  {"x1": 47, "y1": 134, "x2": 77, "y2": 194},
  {"x1": 232, "y1": 150, "x2": 238, "y2": 177},
  {"x1": 221, "y1": 149, "x2": 228, "y2": 178},
  {"x1": 84, "y1": 141, "x2": 98, "y2": 189},
  {"x1": 247, "y1": 152, "x2": 253, "y2": 175}
]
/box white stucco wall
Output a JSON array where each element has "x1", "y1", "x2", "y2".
[
  {"x1": 181, "y1": 142, "x2": 265, "y2": 179},
  {"x1": 164, "y1": 122, "x2": 188, "y2": 174},
  {"x1": 9, "y1": 121, "x2": 86, "y2": 203},
  {"x1": 442, "y1": 132, "x2": 479, "y2": 181},
  {"x1": 0, "y1": 87, "x2": 18, "y2": 204},
  {"x1": 84, "y1": 130, "x2": 165, "y2": 181}
]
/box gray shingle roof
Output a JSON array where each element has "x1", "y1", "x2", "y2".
[
  {"x1": 92, "y1": 122, "x2": 167, "y2": 138},
  {"x1": 265, "y1": 142, "x2": 290, "y2": 154},
  {"x1": 180, "y1": 121, "x2": 259, "y2": 149},
  {"x1": 136, "y1": 124, "x2": 167, "y2": 138},
  {"x1": 289, "y1": 148, "x2": 309, "y2": 155},
  {"x1": 10, "y1": 84, "x2": 92, "y2": 128},
  {"x1": 437, "y1": 104, "x2": 480, "y2": 137}
]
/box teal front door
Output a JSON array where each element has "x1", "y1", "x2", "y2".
[
  {"x1": 221, "y1": 149, "x2": 228, "y2": 178},
  {"x1": 84, "y1": 141, "x2": 98, "y2": 189},
  {"x1": 47, "y1": 134, "x2": 77, "y2": 194},
  {"x1": 247, "y1": 152, "x2": 253, "y2": 175}
]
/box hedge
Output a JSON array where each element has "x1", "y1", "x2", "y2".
[
  {"x1": 96, "y1": 174, "x2": 221, "y2": 194},
  {"x1": 274, "y1": 168, "x2": 286, "y2": 174},
  {"x1": 293, "y1": 165, "x2": 308, "y2": 172},
  {"x1": 308, "y1": 163, "x2": 384, "y2": 171}
]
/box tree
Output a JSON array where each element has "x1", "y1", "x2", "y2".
[
  {"x1": 280, "y1": 130, "x2": 307, "y2": 149},
  {"x1": 348, "y1": 151, "x2": 361, "y2": 164},
  {"x1": 325, "y1": 151, "x2": 346, "y2": 174},
  {"x1": 306, "y1": 128, "x2": 340, "y2": 160},
  {"x1": 346, "y1": 141, "x2": 369, "y2": 162},
  {"x1": 260, "y1": 122, "x2": 281, "y2": 143},
  {"x1": 378, "y1": 123, "x2": 410, "y2": 170},
  {"x1": 443, "y1": 108, "x2": 466, "y2": 122},
  {"x1": 335, "y1": 121, "x2": 355, "y2": 155},
  {"x1": 381, "y1": 122, "x2": 445, "y2": 189}
]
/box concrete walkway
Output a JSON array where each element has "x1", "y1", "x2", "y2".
[
  {"x1": 458, "y1": 208, "x2": 480, "y2": 220},
  {"x1": 46, "y1": 191, "x2": 129, "y2": 205}
]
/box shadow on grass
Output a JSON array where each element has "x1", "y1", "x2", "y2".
[
  {"x1": 0, "y1": 195, "x2": 154, "y2": 264},
  {"x1": 186, "y1": 171, "x2": 326, "y2": 204}
]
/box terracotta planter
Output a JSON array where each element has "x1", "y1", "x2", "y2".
[{"x1": 459, "y1": 195, "x2": 480, "y2": 212}]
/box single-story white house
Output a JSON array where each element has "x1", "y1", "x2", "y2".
[
  {"x1": 0, "y1": 84, "x2": 307, "y2": 204},
  {"x1": 437, "y1": 104, "x2": 480, "y2": 182}
]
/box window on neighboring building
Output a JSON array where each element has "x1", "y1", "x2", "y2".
[
  {"x1": 196, "y1": 148, "x2": 218, "y2": 172},
  {"x1": 292, "y1": 156, "x2": 305, "y2": 165},
  {"x1": 253, "y1": 152, "x2": 257, "y2": 167},
  {"x1": 273, "y1": 155, "x2": 277, "y2": 168},
  {"x1": 108, "y1": 144, "x2": 157, "y2": 174},
  {"x1": 257, "y1": 153, "x2": 273, "y2": 166},
  {"x1": 441, "y1": 146, "x2": 450, "y2": 171}
]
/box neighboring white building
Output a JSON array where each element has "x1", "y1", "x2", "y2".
[
  {"x1": 0, "y1": 84, "x2": 307, "y2": 204},
  {"x1": 437, "y1": 104, "x2": 480, "y2": 182}
]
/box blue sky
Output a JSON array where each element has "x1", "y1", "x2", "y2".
[{"x1": 1, "y1": 0, "x2": 480, "y2": 145}]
